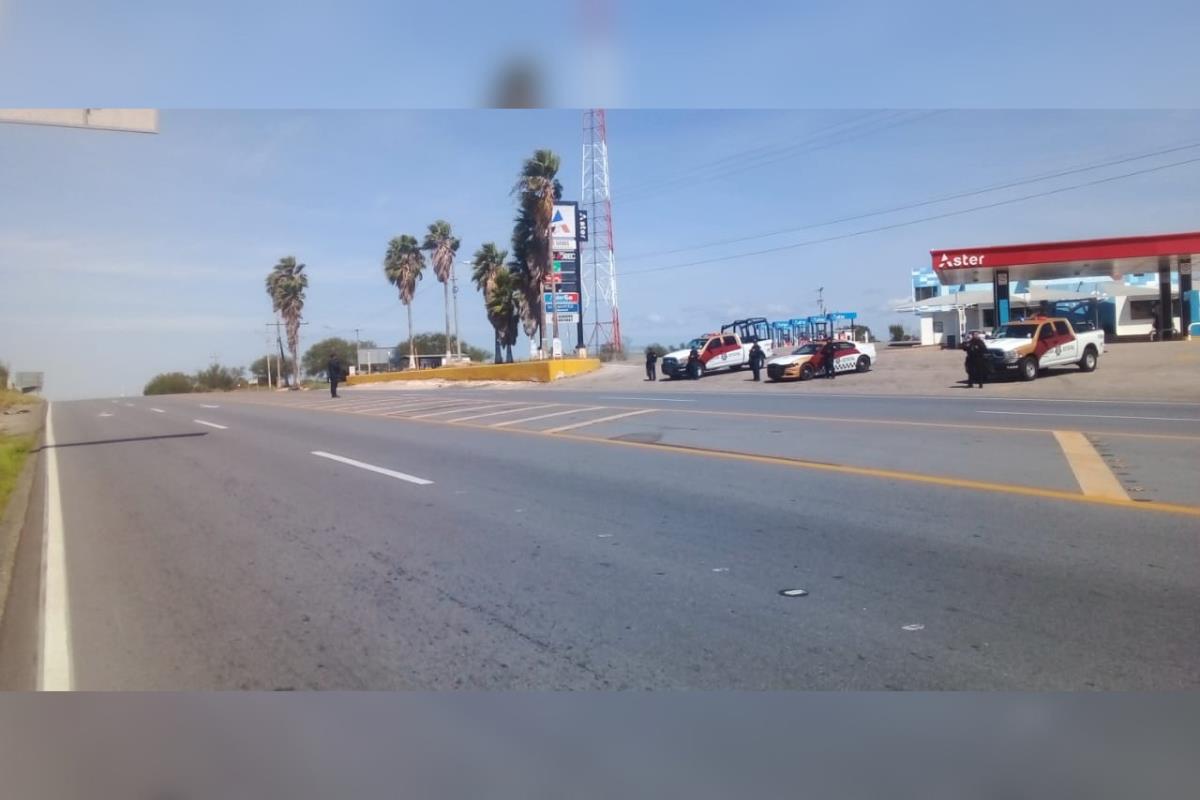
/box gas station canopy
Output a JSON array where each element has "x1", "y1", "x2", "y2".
[
  {"x1": 930, "y1": 231, "x2": 1197, "y2": 334},
  {"x1": 931, "y1": 230, "x2": 1200, "y2": 285}
]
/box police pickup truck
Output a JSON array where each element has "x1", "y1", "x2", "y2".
[
  {"x1": 661, "y1": 331, "x2": 773, "y2": 379},
  {"x1": 984, "y1": 316, "x2": 1105, "y2": 381}
]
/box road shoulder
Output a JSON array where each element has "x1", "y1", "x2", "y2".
[{"x1": 0, "y1": 403, "x2": 46, "y2": 689}]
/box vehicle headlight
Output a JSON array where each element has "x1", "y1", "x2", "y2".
[{"x1": 1004, "y1": 351, "x2": 1018, "y2": 363}]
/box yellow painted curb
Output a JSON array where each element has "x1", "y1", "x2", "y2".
[{"x1": 347, "y1": 358, "x2": 601, "y2": 385}]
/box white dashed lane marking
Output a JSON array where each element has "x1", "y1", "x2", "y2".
[
  {"x1": 310, "y1": 451, "x2": 433, "y2": 485},
  {"x1": 193, "y1": 419, "x2": 228, "y2": 430}
]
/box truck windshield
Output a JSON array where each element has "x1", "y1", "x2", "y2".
[
  {"x1": 686, "y1": 338, "x2": 708, "y2": 350},
  {"x1": 993, "y1": 324, "x2": 1039, "y2": 340}
]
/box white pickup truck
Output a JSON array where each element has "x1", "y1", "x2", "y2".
[
  {"x1": 983, "y1": 317, "x2": 1105, "y2": 381},
  {"x1": 661, "y1": 332, "x2": 773, "y2": 379}
]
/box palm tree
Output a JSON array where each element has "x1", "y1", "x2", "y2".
[
  {"x1": 512, "y1": 149, "x2": 561, "y2": 350},
  {"x1": 487, "y1": 267, "x2": 522, "y2": 363},
  {"x1": 264, "y1": 256, "x2": 307, "y2": 389},
  {"x1": 471, "y1": 242, "x2": 508, "y2": 363},
  {"x1": 421, "y1": 220, "x2": 461, "y2": 361},
  {"x1": 383, "y1": 234, "x2": 425, "y2": 369}
]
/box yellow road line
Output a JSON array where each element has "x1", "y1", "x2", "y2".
[
  {"x1": 544, "y1": 408, "x2": 656, "y2": 434},
  {"x1": 234, "y1": 395, "x2": 1200, "y2": 518},
  {"x1": 492, "y1": 406, "x2": 606, "y2": 428},
  {"x1": 1053, "y1": 431, "x2": 1131, "y2": 501},
  {"x1": 670, "y1": 407, "x2": 1200, "y2": 442},
  {"x1": 544, "y1": 431, "x2": 1200, "y2": 518},
  {"x1": 447, "y1": 403, "x2": 557, "y2": 423}
]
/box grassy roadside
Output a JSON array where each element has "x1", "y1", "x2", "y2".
[
  {"x1": 0, "y1": 390, "x2": 43, "y2": 518},
  {"x1": 0, "y1": 434, "x2": 35, "y2": 518}
]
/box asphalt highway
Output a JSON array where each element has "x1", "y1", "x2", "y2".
[{"x1": 5, "y1": 385, "x2": 1197, "y2": 689}]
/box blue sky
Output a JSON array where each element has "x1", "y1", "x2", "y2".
[
  {"x1": 3, "y1": 109, "x2": 1200, "y2": 398},
  {"x1": 1, "y1": 0, "x2": 1197, "y2": 107}
]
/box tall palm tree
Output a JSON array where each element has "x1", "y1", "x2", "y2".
[
  {"x1": 383, "y1": 234, "x2": 426, "y2": 369},
  {"x1": 264, "y1": 256, "x2": 307, "y2": 389},
  {"x1": 487, "y1": 267, "x2": 522, "y2": 364},
  {"x1": 471, "y1": 242, "x2": 508, "y2": 363},
  {"x1": 512, "y1": 149, "x2": 561, "y2": 350},
  {"x1": 421, "y1": 220, "x2": 461, "y2": 361}
]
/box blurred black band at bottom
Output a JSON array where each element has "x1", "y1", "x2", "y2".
[{"x1": 1, "y1": 692, "x2": 1195, "y2": 799}]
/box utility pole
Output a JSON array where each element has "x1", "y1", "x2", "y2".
[
  {"x1": 354, "y1": 328, "x2": 361, "y2": 375},
  {"x1": 267, "y1": 319, "x2": 308, "y2": 388},
  {"x1": 817, "y1": 287, "x2": 826, "y2": 317},
  {"x1": 548, "y1": 221, "x2": 560, "y2": 358},
  {"x1": 451, "y1": 263, "x2": 463, "y2": 361}
]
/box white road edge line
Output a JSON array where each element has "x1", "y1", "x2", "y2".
[
  {"x1": 310, "y1": 451, "x2": 433, "y2": 485},
  {"x1": 976, "y1": 410, "x2": 1198, "y2": 423},
  {"x1": 150, "y1": 408, "x2": 165, "y2": 413},
  {"x1": 40, "y1": 403, "x2": 74, "y2": 690},
  {"x1": 193, "y1": 419, "x2": 228, "y2": 429},
  {"x1": 199, "y1": 404, "x2": 221, "y2": 408}
]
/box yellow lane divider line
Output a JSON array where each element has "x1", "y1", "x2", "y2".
[
  {"x1": 1052, "y1": 430, "x2": 1131, "y2": 501},
  {"x1": 544, "y1": 408, "x2": 656, "y2": 434},
  {"x1": 492, "y1": 406, "x2": 607, "y2": 428},
  {"x1": 231, "y1": 395, "x2": 1200, "y2": 518}
]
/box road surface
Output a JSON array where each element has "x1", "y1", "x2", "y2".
[{"x1": 4, "y1": 384, "x2": 1197, "y2": 689}]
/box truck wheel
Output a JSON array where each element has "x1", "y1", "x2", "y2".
[
  {"x1": 799, "y1": 364, "x2": 815, "y2": 381},
  {"x1": 855, "y1": 355, "x2": 871, "y2": 373},
  {"x1": 1078, "y1": 346, "x2": 1097, "y2": 372},
  {"x1": 1019, "y1": 356, "x2": 1038, "y2": 381}
]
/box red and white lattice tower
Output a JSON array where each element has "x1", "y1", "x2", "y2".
[{"x1": 581, "y1": 109, "x2": 622, "y2": 353}]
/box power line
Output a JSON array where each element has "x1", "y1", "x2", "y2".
[
  {"x1": 622, "y1": 154, "x2": 1200, "y2": 278},
  {"x1": 622, "y1": 137, "x2": 1200, "y2": 263},
  {"x1": 618, "y1": 111, "x2": 940, "y2": 205},
  {"x1": 613, "y1": 111, "x2": 883, "y2": 197}
]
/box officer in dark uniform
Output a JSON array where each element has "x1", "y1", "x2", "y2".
[
  {"x1": 686, "y1": 347, "x2": 701, "y2": 380},
  {"x1": 963, "y1": 331, "x2": 988, "y2": 388},
  {"x1": 821, "y1": 339, "x2": 837, "y2": 379},
  {"x1": 748, "y1": 342, "x2": 765, "y2": 381},
  {"x1": 327, "y1": 353, "x2": 343, "y2": 398},
  {"x1": 645, "y1": 348, "x2": 659, "y2": 381}
]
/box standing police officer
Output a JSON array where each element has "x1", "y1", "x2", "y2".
[
  {"x1": 645, "y1": 347, "x2": 659, "y2": 381},
  {"x1": 748, "y1": 342, "x2": 765, "y2": 381}
]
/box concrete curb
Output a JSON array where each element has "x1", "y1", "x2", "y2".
[{"x1": 0, "y1": 403, "x2": 46, "y2": 631}]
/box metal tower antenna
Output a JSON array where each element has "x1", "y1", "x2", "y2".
[{"x1": 581, "y1": 108, "x2": 622, "y2": 354}]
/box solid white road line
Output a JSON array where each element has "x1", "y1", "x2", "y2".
[
  {"x1": 199, "y1": 403, "x2": 221, "y2": 409},
  {"x1": 448, "y1": 403, "x2": 557, "y2": 423},
  {"x1": 491, "y1": 406, "x2": 607, "y2": 428},
  {"x1": 408, "y1": 403, "x2": 509, "y2": 419},
  {"x1": 977, "y1": 410, "x2": 1198, "y2": 422},
  {"x1": 544, "y1": 408, "x2": 656, "y2": 434},
  {"x1": 40, "y1": 403, "x2": 74, "y2": 690},
  {"x1": 97, "y1": 412, "x2": 113, "y2": 418},
  {"x1": 193, "y1": 419, "x2": 228, "y2": 429},
  {"x1": 310, "y1": 451, "x2": 433, "y2": 485},
  {"x1": 384, "y1": 400, "x2": 477, "y2": 416},
  {"x1": 150, "y1": 407, "x2": 165, "y2": 413},
  {"x1": 599, "y1": 396, "x2": 696, "y2": 403}
]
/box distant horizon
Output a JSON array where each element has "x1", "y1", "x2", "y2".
[{"x1": 4, "y1": 109, "x2": 1200, "y2": 399}]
